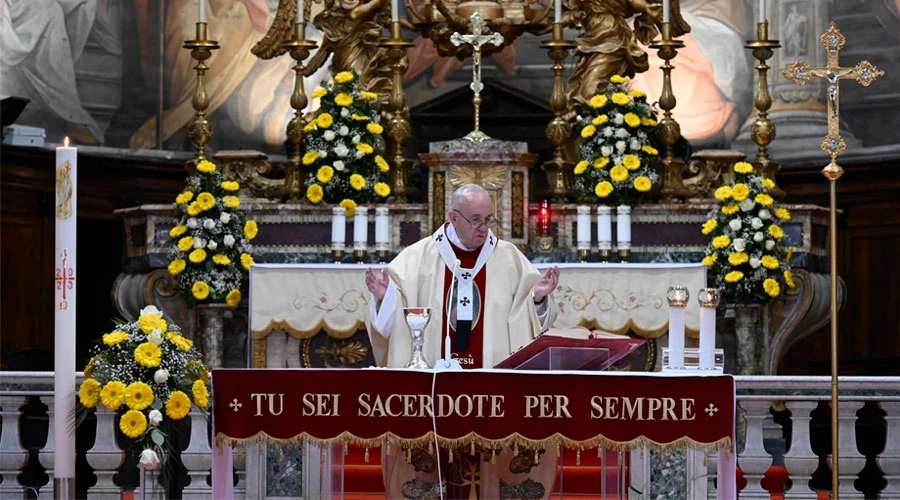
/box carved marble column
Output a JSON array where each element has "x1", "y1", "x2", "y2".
[
  {"x1": 0, "y1": 395, "x2": 29, "y2": 498},
  {"x1": 738, "y1": 400, "x2": 775, "y2": 498},
  {"x1": 85, "y1": 405, "x2": 126, "y2": 499},
  {"x1": 836, "y1": 401, "x2": 866, "y2": 499},
  {"x1": 181, "y1": 408, "x2": 213, "y2": 499},
  {"x1": 782, "y1": 400, "x2": 820, "y2": 498},
  {"x1": 878, "y1": 401, "x2": 900, "y2": 498},
  {"x1": 37, "y1": 395, "x2": 56, "y2": 497},
  {"x1": 196, "y1": 303, "x2": 230, "y2": 369}
]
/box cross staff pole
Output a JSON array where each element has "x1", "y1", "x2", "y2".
[
  {"x1": 783, "y1": 22, "x2": 883, "y2": 499},
  {"x1": 451, "y1": 12, "x2": 503, "y2": 142}
]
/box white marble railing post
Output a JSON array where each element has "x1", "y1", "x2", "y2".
[
  {"x1": 836, "y1": 401, "x2": 866, "y2": 498},
  {"x1": 738, "y1": 400, "x2": 774, "y2": 498},
  {"x1": 629, "y1": 446, "x2": 651, "y2": 499},
  {"x1": 181, "y1": 408, "x2": 213, "y2": 499},
  {"x1": 233, "y1": 446, "x2": 247, "y2": 499},
  {"x1": 878, "y1": 401, "x2": 900, "y2": 498},
  {"x1": 85, "y1": 405, "x2": 125, "y2": 498},
  {"x1": 706, "y1": 449, "x2": 719, "y2": 499},
  {"x1": 0, "y1": 395, "x2": 30, "y2": 498},
  {"x1": 782, "y1": 400, "x2": 820, "y2": 498},
  {"x1": 37, "y1": 394, "x2": 56, "y2": 498}
]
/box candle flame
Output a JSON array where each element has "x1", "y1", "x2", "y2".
[{"x1": 64, "y1": 136, "x2": 70, "y2": 147}]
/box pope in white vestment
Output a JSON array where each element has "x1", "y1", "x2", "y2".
[{"x1": 365, "y1": 184, "x2": 560, "y2": 499}]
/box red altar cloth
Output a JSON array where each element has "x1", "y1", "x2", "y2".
[{"x1": 212, "y1": 368, "x2": 734, "y2": 452}]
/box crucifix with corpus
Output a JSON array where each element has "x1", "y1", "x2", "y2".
[
  {"x1": 783, "y1": 22, "x2": 884, "y2": 500},
  {"x1": 783, "y1": 22, "x2": 883, "y2": 168},
  {"x1": 450, "y1": 12, "x2": 504, "y2": 142}
]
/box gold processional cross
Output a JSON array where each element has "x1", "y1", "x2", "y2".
[
  {"x1": 782, "y1": 22, "x2": 883, "y2": 500},
  {"x1": 451, "y1": 12, "x2": 503, "y2": 142},
  {"x1": 783, "y1": 22, "x2": 883, "y2": 172}
]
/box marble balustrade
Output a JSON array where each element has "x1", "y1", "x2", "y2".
[{"x1": 2, "y1": 372, "x2": 898, "y2": 498}]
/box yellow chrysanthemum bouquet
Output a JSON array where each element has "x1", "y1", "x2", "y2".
[
  {"x1": 165, "y1": 158, "x2": 256, "y2": 306},
  {"x1": 701, "y1": 161, "x2": 797, "y2": 305},
  {"x1": 574, "y1": 75, "x2": 661, "y2": 206},
  {"x1": 77, "y1": 306, "x2": 210, "y2": 468},
  {"x1": 303, "y1": 70, "x2": 391, "y2": 216}
]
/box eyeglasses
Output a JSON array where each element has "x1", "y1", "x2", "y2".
[{"x1": 454, "y1": 210, "x2": 497, "y2": 228}]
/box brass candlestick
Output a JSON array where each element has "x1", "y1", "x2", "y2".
[
  {"x1": 746, "y1": 22, "x2": 784, "y2": 198},
  {"x1": 380, "y1": 22, "x2": 417, "y2": 202},
  {"x1": 649, "y1": 23, "x2": 690, "y2": 202},
  {"x1": 281, "y1": 23, "x2": 318, "y2": 200},
  {"x1": 541, "y1": 22, "x2": 577, "y2": 202},
  {"x1": 183, "y1": 23, "x2": 220, "y2": 170}
]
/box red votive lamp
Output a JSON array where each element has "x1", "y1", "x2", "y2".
[{"x1": 538, "y1": 200, "x2": 551, "y2": 236}]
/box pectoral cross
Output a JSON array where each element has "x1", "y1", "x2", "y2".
[
  {"x1": 450, "y1": 12, "x2": 503, "y2": 142},
  {"x1": 783, "y1": 22, "x2": 883, "y2": 165}
]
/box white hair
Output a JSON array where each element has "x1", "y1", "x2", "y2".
[{"x1": 450, "y1": 184, "x2": 490, "y2": 212}]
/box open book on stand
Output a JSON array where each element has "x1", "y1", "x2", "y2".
[{"x1": 495, "y1": 329, "x2": 646, "y2": 371}]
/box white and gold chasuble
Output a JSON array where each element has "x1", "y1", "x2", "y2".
[{"x1": 367, "y1": 223, "x2": 547, "y2": 369}]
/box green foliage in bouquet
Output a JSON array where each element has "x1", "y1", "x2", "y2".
[
  {"x1": 701, "y1": 161, "x2": 797, "y2": 305},
  {"x1": 165, "y1": 159, "x2": 256, "y2": 307},
  {"x1": 76, "y1": 306, "x2": 210, "y2": 467},
  {"x1": 574, "y1": 74, "x2": 662, "y2": 207},
  {"x1": 302, "y1": 70, "x2": 391, "y2": 217}
]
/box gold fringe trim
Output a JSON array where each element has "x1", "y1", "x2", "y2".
[{"x1": 214, "y1": 431, "x2": 734, "y2": 458}]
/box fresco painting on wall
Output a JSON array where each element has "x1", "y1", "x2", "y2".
[{"x1": 1, "y1": 0, "x2": 898, "y2": 153}]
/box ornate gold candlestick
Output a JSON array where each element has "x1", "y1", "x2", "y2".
[
  {"x1": 281, "y1": 23, "x2": 318, "y2": 200},
  {"x1": 183, "y1": 23, "x2": 220, "y2": 170},
  {"x1": 746, "y1": 22, "x2": 783, "y2": 197},
  {"x1": 649, "y1": 23, "x2": 690, "y2": 202},
  {"x1": 380, "y1": 22, "x2": 417, "y2": 202},
  {"x1": 541, "y1": 22, "x2": 576, "y2": 202}
]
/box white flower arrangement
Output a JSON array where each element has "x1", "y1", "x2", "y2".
[
  {"x1": 701, "y1": 162, "x2": 797, "y2": 305},
  {"x1": 165, "y1": 159, "x2": 257, "y2": 307}
]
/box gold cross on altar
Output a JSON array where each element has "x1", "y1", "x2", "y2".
[{"x1": 783, "y1": 22, "x2": 883, "y2": 165}]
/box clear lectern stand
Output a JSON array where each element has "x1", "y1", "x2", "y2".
[
  {"x1": 513, "y1": 346, "x2": 612, "y2": 370},
  {"x1": 496, "y1": 334, "x2": 645, "y2": 498}
]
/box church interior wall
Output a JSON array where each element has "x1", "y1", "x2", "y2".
[{"x1": 2, "y1": 0, "x2": 900, "y2": 374}]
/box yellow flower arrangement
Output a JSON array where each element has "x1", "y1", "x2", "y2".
[
  {"x1": 303, "y1": 70, "x2": 391, "y2": 210},
  {"x1": 574, "y1": 75, "x2": 661, "y2": 206},
  {"x1": 166, "y1": 158, "x2": 255, "y2": 307},
  {"x1": 76, "y1": 305, "x2": 210, "y2": 468},
  {"x1": 701, "y1": 162, "x2": 796, "y2": 305}
]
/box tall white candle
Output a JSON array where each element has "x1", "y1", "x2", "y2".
[
  {"x1": 759, "y1": 0, "x2": 766, "y2": 23},
  {"x1": 55, "y1": 137, "x2": 77, "y2": 481},
  {"x1": 576, "y1": 205, "x2": 591, "y2": 250},
  {"x1": 554, "y1": 0, "x2": 561, "y2": 24},
  {"x1": 662, "y1": 0, "x2": 670, "y2": 23},
  {"x1": 698, "y1": 288, "x2": 721, "y2": 369},
  {"x1": 353, "y1": 206, "x2": 368, "y2": 251},
  {"x1": 668, "y1": 306, "x2": 685, "y2": 368},
  {"x1": 375, "y1": 207, "x2": 390, "y2": 251},
  {"x1": 332, "y1": 207, "x2": 346, "y2": 252},
  {"x1": 199, "y1": 0, "x2": 206, "y2": 23},
  {"x1": 391, "y1": 0, "x2": 399, "y2": 23},
  {"x1": 616, "y1": 205, "x2": 631, "y2": 250},
  {"x1": 666, "y1": 286, "x2": 689, "y2": 369},
  {"x1": 596, "y1": 206, "x2": 612, "y2": 250},
  {"x1": 296, "y1": 0, "x2": 302, "y2": 23}
]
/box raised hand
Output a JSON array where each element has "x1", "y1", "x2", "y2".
[
  {"x1": 534, "y1": 266, "x2": 560, "y2": 303},
  {"x1": 365, "y1": 267, "x2": 390, "y2": 300}
]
